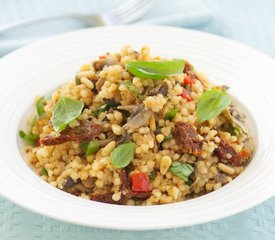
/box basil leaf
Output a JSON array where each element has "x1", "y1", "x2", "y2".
[
  {"x1": 52, "y1": 96, "x2": 84, "y2": 132},
  {"x1": 19, "y1": 130, "x2": 38, "y2": 146},
  {"x1": 36, "y1": 96, "x2": 46, "y2": 118},
  {"x1": 122, "y1": 81, "x2": 143, "y2": 100},
  {"x1": 164, "y1": 108, "x2": 178, "y2": 121},
  {"x1": 169, "y1": 162, "x2": 194, "y2": 183},
  {"x1": 81, "y1": 140, "x2": 100, "y2": 156},
  {"x1": 126, "y1": 59, "x2": 185, "y2": 80},
  {"x1": 110, "y1": 142, "x2": 136, "y2": 168},
  {"x1": 197, "y1": 89, "x2": 232, "y2": 123},
  {"x1": 40, "y1": 167, "x2": 48, "y2": 176}
]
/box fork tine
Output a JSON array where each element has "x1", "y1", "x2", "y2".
[
  {"x1": 104, "y1": 0, "x2": 157, "y2": 25},
  {"x1": 116, "y1": 0, "x2": 156, "y2": 21},
  {"x1": 112, "y1": 0, "x2": 147, "y2": 16}
]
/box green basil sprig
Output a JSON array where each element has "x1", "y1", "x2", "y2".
[
  {"x1": 52, "y1": 96, "x2": 84, "y2": 132},
  {"x1": 110, "y1": 142, "x2": 136, "y2": 168},
  {"x1": 121, "y1": 81, "x2": 143, "y2": 100},
  {"x1": 164, "y1": 108, "x2": 178, "y2": 121},
  {"x1": 125, "y1": 59, "x2": 185, "y2": 80},
  {"x1": 197, "y1": 89, "x2": 232, "y2": 123},
  {"x1": 169, "y1": 162, "x2": 194, "y2": 183},
  {"x1": 36, "y1": 96, "x2": 46, "y2": 118},
  {"x1": 80, "y1": 140, "x2": 100, "y2": 156},
  {"x1": 19, "y1": 130, "x2": 38, "y2": 146}
]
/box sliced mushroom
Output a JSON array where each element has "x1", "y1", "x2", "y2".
[
  {"x1": 63, "y1": 177, "x2": 94, "y2": 194},
  {"x1": 223, "y1": 105, "x2": 254, "y2": 152},
  {"x1": 117, "y1": 131, "x2": 132, "y2": 145},
  {"x1": 71, "y1": 182, "x2": 93, "y2": 193},
  {"x1": 117, "y1": 104, "x2": 141, "y2": 113},
  {"x1": 63, "y1": 177, "x2": 79, "y2": 189},
  {"x1": 82, "y1": 177, "x2": 96, "y2": 188},
  {"x1": 93, "y1": 58, "x2": 119, "y2": 71},
  {"x1": 122, "y1": 105, "x2": 153, "y2": 131},
  {"x1": 147, "y1": 82, "x2": 168, "y2": 96},
  {"x1": 223, "y1": 105, "x2": 248, "y2": 137},
  {"x1": 98, "y1": 137, "x2": 116, "y2": 147}
]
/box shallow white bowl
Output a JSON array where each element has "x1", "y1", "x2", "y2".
[{"x1": 0, "y1": 26, "x2": 275, "y2": 230}]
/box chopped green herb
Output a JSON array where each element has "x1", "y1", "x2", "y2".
[
  {"x1": 135, "y1": 200, "x2": 142, "y2": 206},
  {"x1": 104, "y1": 101, "x2": 120, "y2": 110},
  {"x1": 163, "y1": 134, "x2": 173, "y2": 142},
  {"x1": 234, "y1": 125, "x2": 243, "y2": 136},
  {"x1": 19, "y1": 130, "x2": 38, "y2": 146},
  {"x1": 121, "y1": 81, "x2": 143, "y2": 100},
  {"x1": 197, "y1": 89, "x2": 232, "y2": 123},
  {"x1": 224, "y1": 122, "x2": 243, "y2": 137},
  {"x1": 125, "y1": 59, "x2": 185, "y2": 80},
  {"x1": 36, "y1": 96, "x2": 46, "y2": 118},
  {"x1": 186, "y1": 179, "x2": 193, "y2": 186},
  {"x1": 94, "y1": 101, "x2": 120, "y2": 118},
  {"x1": 75, "y1": 75, "x2": 81, "y2": 85},
  {"x1": 164, "y1": 108, "x2": 178, "y2": 121},
  {"x1": 93, "y1": 106, "x2": 106, "y2": 118},
  {"x1": 169, "y1": 162, "x2": 194, "y2": 183},
  {"x1": 110, "y1": 142, "x2": 136, "y2": 168},
  {"x1": 40, "y1": 167, "x2": 48, "y2": 176},
  {"x1": 51, "y1": 96, "x2": 84, "y2": 132},
  {"x1": 81, "y1": 140, "x2": 100, "y2": 156},
  {"x1": 149, "y1": 170, "x2": 157, "y2": 181},
  {"x1": 80, "y1": 142, "x2": 88, "y2": 152}
]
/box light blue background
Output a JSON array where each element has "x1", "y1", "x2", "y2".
[{"x1": 1, "y1": 0, "x2": 275, "y2": 239}]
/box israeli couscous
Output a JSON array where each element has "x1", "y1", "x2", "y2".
[{"x1": 19, "y1": 46, "x2": 253, "y2": 205}]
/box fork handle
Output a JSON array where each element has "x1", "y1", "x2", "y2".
[{"x1": 0, "y1": 15, "x2": 76, "y2": 34}]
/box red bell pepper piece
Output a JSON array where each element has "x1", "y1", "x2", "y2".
[
  {"x1": 184, "y1": 75, "x2": 195, "y2": 85},
  {"x1": 131, "y1": 173, "x2": 150, "y2": 192},
  {"x1": 99, "y1": 55, "x2": 106, "y2": 59},
  {"x1": 181, "y1": 88, "x2": 192, "y2": 102},
  {"x1": 239, "y1": 148, "x2": 250, "y2": 159}
]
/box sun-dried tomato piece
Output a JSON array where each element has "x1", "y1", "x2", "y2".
[
  {"x1": 40, "y1": 121, "x2": 103, "y2": 146},
  {"x1": 130, "y1": 191, "x2": 151, "y2": 200},
  {"x1": 174, "y1": 122, "x2": 201, "y2": 156},
  {"x1": 214, "y1": 139, "x2": 240, "y2": 166},
  {"x1": 91, "y1": 193, "x2": 127, "y2": 205}
]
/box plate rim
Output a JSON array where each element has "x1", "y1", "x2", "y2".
[{"x1": 0, "y1": 25, "x2": 275, "y2": 230}]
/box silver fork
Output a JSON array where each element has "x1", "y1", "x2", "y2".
[{"x1": 0, "y1": 0, "x2": 157, "y2": 34}]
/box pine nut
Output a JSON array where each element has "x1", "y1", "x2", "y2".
[{"x1": 160, "y1": 156, "x2": 172, "y2": 175}]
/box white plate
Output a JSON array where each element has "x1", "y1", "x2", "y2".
[{"x1": 0, "y1": 26, "x2": 275, "y2": 230}]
